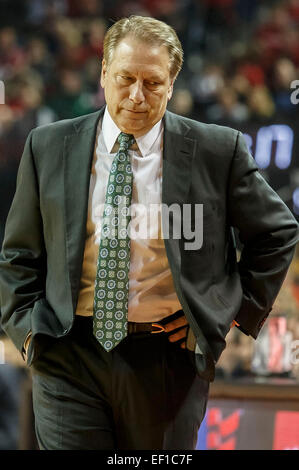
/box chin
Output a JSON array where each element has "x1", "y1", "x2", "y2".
[{"x1": 121, "y1": 122, "x2": 144, "y2": 133}]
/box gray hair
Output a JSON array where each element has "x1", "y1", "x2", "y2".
[{"x1": 103, "y1": 15, "x2": 183, "y2": 80}]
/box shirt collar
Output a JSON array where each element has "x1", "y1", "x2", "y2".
[{"x1": 102, "y1": 106, "x2": 163, "y2": 157}]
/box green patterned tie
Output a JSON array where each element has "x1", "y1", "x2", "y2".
[{"x1": 93, "y1": 132, "x2": 135, "y2": 351}]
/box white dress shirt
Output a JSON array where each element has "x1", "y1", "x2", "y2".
[{"x1": 75, "y1": 108, "x2": 182, "y2": 322}]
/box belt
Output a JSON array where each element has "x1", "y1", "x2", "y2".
[
  {"x1": 127, "y1": 321, "x2": 166, "y2": 334},
  {"x1": 127, "y1": 310, "x2": 185, "y2": 335}
]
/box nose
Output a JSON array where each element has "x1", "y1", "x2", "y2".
[{"x1": 129, "y1": 80, "x2": 145, "y2": 104}]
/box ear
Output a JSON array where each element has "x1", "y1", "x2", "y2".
[
  {"x1": 100, "y1": 59, "x2": 107, "y2": 88},
  {"x1": 167, "y1": 78, "x2": 174, "y2": 101}
]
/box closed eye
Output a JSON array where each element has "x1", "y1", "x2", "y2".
[
  {"x1": 116, "y1": 75, "x2": 133, "y2": 83},
  {"x1": 145, "y1": 81, "x2": 161, "y2": 88}
]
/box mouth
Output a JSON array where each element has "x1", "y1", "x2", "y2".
[{"x1": 124, "y1": 109, "x2": 147, "y2": 115}]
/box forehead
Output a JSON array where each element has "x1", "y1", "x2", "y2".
[{"x1": 109, "y1": 36, "x2": 171, "y2": 76}]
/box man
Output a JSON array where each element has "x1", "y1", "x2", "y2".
[{"x1": 0, "y1": 16, "x2": 298, "y2": 450}]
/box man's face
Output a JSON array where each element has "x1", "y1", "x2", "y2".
[{"x1": 100, "y1": 35, "x2": 174, "y2": 137}]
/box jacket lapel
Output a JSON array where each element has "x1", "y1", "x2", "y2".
[
  {"x1": 161, "y1": 111, "x2": 196, "y2": 267},
  {"x1": 63, "y1": 108, "x2": 103, "y2": 310},
  {"x1": 162, "y1": 111, "x2": 196, "y2": 206},
  {"x1": 162, "y1": 112, "x2": 214, "y2": 365}
]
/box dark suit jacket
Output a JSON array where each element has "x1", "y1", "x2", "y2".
[{"x1": 0, "y1": 107, "x2": 298, "y2": 381}]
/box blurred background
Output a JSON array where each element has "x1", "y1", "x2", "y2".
[{"x1": 0, "y1": 0, "x2": 299, "y2": 451}]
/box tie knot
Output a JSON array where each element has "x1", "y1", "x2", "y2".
[{"x1": 117, "y1": 132, "x2": 135, "y2": 150}]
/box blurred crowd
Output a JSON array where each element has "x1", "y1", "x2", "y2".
[
  {"x1": 217, "y1": 245, "x2": 299, "y2": 380},
  {"x1": 0, "y1": 0, "x2": 299, "y2": 133},
  {"x1": 0, "y1": 0, "x2": 299, "y2": 449}
]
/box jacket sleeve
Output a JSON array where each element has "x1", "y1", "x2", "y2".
[
  {"x1": 0, "y1": 129, "x2": 46, "y2": 357},
  {"x1": 228, "y1": 131, "x2": 299, "y2": 338}
]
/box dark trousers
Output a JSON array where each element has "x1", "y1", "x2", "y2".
[{"x1": 31, "y1": 315, "x2": 209, "y2": 450}]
